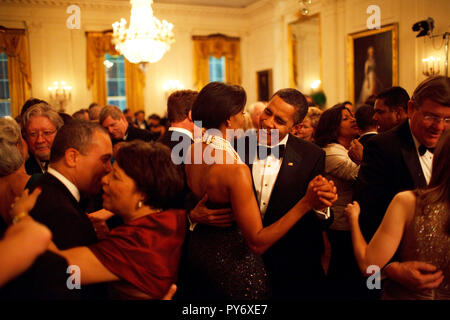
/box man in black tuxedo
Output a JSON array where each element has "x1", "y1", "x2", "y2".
[
  {"x1": 29, "y1": 120, "x2": 113, "y2": 249},
  {"x1": 354, "y1": 75, "x2": 450, "y2": 292},
  {"x1": 191, "y1": 88, "x2": 337, "y2": 299},
  {"x1": 100, "y1": 105, "x2": 153, "y2": 145}
]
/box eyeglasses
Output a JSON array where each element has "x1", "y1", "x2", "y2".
[
  {"x1": 27, "y1": 129, "x2": 57, "y2": 140},
  {"x1": 422, "y1": 114, "x2": 450, "y2": 127}
]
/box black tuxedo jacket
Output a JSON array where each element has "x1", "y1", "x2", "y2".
[
  {"x1": 112, "y1": 125, "x2": 153, "y2": 145},
  {"x1": 354, "y1": 121, "x2": 426, "y2": 241},
  {"x1": 29, "y1": 173, "x2": 98, "y2": 249},
  {"x1": 237, "y1": 133, "x2": 331, "y2": 298}
]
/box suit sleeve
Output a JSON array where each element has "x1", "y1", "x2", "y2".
[{"x1": 353, "y1": 138, "x2": 394, "y2": 241}]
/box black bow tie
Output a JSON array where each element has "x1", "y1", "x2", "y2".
[
  {"x1": 257, "y1": 144, "x2": 286, "y2": 160},
  {"x1": 418, "y1": 144, "x2": 434, "y2": 156}
]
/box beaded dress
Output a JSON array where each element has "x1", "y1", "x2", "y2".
[
  {"x1": 186, "y1": 133, "x2": 270, "y2": 300},
  {"x1": 383, "y1": 193, "x2": 450, "y2": 300}
]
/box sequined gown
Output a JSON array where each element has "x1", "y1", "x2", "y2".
[
  {"x1": 383, "y1": 197, "x2": 450, "y2": 300},
  {"x1": 187, "y1": 201, "x2": 270, "y2": 300}
]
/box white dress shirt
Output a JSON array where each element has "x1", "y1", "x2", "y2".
[
  {"x1": 252, "y1": 135, "x2": 330, "y2": 219},
  {"x1": 169, "y1": 127, "x2": 194, "y2": 141},
  {"x1": 47, "y1": 167, "x2": 81, "y2": 202},
  {"x1": 409, "y1": 121, "x2": 433, "y2": 184}
]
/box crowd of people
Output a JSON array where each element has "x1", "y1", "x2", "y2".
[{"x1": 0, "y1": 75, "x2": 449, "y2": 300}]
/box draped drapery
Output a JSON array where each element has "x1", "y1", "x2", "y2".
[
  {"x1": 192, "y1": 34, "x2": 241, "y2": 91},
  {"x1": 86, "y1": 31, "x2": 145, "y2": 112},
  {"x1": 0, "y1": 27, "x2": 32, "y2": 117}
]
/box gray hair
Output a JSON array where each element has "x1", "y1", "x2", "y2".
[
  {"x1": 305, "y1": 106, "x2": 323, "y2": 129},
  {"x1": 21, "y1": 102, "x2": 64, "y2": 133},
  {"x1": 0, "y1": 117, "x2": 25, "y2": 177},
  {"x1": 99, "y1": 105, "x2": 123, "y2": 124},
  {"x1": 412, "y1": 76, "x2": 450, "y2": 108}
]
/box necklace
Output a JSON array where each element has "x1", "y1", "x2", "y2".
[{"x1": 202, "y1": 132, "x2": 242, "y2": 163}]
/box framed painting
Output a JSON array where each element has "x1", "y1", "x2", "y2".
[
  {"x1": 256, "y1": 69, "x2": 273, "y2": 102},
  {"x1": 347, "y1": 23, "x2": 398, "y2": 106}
]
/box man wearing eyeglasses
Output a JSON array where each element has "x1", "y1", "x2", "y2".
[
  {"x1": 21, "y1": 103, "x2": 64, "y2": 175},
  {"x1": 354, "y1": 75, "x2": 450, "y2": 295}
]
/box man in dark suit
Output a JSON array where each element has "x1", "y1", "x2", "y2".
[
  {"x1": 243, "y1": 89, "x2": 335, "y2": 299},
  {"x1": 373, "y1": 86, "x2": 409, "y2": 133},
  {"x1": 29, "y1": 120, "x2": 112, "y2": 249},
  {"x1": 100, "y1": 105, "x2": 153, "y2": 145},
  {"x1": 354, "y1": 75, "x2": 450, "y2": 292},
  {"x1": 191, "y1": 88, "x2": 337, "y2": 299}
]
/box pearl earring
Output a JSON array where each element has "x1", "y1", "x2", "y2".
[{"x1": 138, "y1": 201, "x2": 143, "y2": 208}]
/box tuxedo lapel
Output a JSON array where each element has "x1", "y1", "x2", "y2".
[{"x1": 398, "y1": 122, "x2": 427, "y2": 188}]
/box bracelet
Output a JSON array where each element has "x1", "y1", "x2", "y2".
[{"x1": 12, "y1": 212, "x2": 29, "y2": 224}]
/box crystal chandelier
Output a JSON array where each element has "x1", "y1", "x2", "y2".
[{"x1": 112, "y1": 0, "x2": 175, "y2": 64}]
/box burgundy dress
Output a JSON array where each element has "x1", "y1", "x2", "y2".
[{"x1": 89, "y1": 209, "x2": 186, "y2": 299}]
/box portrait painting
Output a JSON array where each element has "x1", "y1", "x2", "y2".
[
  {"x1": 256, "y1": 69, "x2": 272, "y2": 102},
  {"x1": 347, "y1": 23, "x2": 398, "y2": 106}
]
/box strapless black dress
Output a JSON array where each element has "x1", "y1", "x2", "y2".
[{"x1": 186, "y1": 201, "x2": 270, "y2": 300}]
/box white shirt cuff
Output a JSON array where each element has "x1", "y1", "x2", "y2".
[
  {"x1": 314, "y1": 207, "x2": 331, "y2": 220},
  {"x1": 187, "y1": 212, "x2": 198, "y2": 231}
]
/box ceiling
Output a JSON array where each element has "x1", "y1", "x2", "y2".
[{"x1": 152, "y1": 0, "x2": 261, "y2": 9}]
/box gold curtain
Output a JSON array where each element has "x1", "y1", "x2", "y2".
[
  {"x1": 192, "y1": 34, "x2": 241, "y2": 91},
  {"x1": 0, "y1": 28, "x2": 32, "y2": 117},
  {"x1": 86, "y1": 31, "x2": 145, "y2": 113}
]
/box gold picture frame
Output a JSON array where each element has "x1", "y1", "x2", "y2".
[
  {"x1": 256, "y1": 69, "x2": 273, "y2": 102},
  {"x1": 347, "y1": 23, "x2": 398, "y2": 105}
]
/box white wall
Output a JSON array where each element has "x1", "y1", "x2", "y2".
[{"x1": 0, "y1": 0, "x2": 449, "y2": 115}]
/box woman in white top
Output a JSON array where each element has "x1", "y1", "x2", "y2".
[{"x1": 314, "y1": 103, "x2": 366, "y2": 299}]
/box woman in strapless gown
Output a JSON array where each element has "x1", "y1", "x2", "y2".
[
  {"x1": 184, "y1": 82, "x2": 336, "y2": 300},
  {"x1": 346, "y1": 130, "x2": 450, "y2": 300}
]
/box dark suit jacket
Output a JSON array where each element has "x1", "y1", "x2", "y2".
[
  {"x1": 237, "y1": 133, "x2": 331, "y2": 299},
  {"x1": 29, "y1": 173, "x2": 98, "y2": 249},
  {"x1": 112, "y1": 125, "x2": 154, "y2": 145},
  {"x1": 358, "y1": 132, "x2": 377, "y2": 148},
  {"x1": 25, "y1": 154, "x2": 44, "y2": 175},
  {"x1": 158, "y1": 129, "x2": 193, "y2": 161},
  {"x1": 354, "y1": 121, "x2": 426, "y2": 241}
]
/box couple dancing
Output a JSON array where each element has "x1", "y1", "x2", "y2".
[{"x1": 185, "y1": 82, "x2": 337, "y2": 299}]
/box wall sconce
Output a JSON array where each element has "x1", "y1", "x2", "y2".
[
  {"x1": 310, "y1": 79, "x2": 321, "y2": 91},
  {"x1": 422, "y1": 56, "x2": 441, "y2": 77},
  {"x1": 163, "y1": 80, "x2": 184, "y2": 99},
  {"x1": 48, "y1": 81, "x2": 72, "y2": 112}
]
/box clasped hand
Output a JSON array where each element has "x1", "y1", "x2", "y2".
[{"x1": 304, "y1": 175, "x2": 338, "y2": 211}]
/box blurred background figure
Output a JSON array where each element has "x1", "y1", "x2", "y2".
[
  {"x1": 134, "y1": 110, "x2": 149, "y2": 130},
  {"x1": 373, "y1": 86, "x2": 409, "y2": 133},
  {"x1": 246, "y1": 101, "x2": 266, "y2": 129},
  {"x1": 147, "y1": 114, "x2": 166, "y2": 140},
  {"x1": 21, "y1": 103, "x2": 64, "y2": 175},
  {"x1": 123, "y1": 109, "x2": 136, "y2": 127},
  {"x1": 88, "y1": 103, "x2": 102, "y2": 123},
  {"x1": 291, "y1": 106, "x2": 322, "y2": 142},
  {"x1": 355, "y1": 104, "x2": 377, "y2": 147},
  {"x1": 72, "y1": 109, "x2": 90, "y2": 121}
]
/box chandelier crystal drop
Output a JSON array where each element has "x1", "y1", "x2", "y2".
[{"x1": 112, "y1": 0, "x2": 175, "y2": 64}]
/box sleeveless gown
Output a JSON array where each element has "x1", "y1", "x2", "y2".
[
  {"x1": 383, "y1": 196, "x2": 450, "y2": 300},
  {"x1": 187, "y1": 201, "x2": 270, "y2": 300}
]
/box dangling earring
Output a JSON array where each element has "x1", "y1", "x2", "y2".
[{"x1": 138, "y1": 201, "x2": 143, "y2": 209}]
